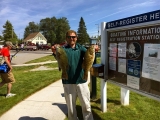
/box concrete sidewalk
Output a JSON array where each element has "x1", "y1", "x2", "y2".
[
  {"x1": 0, "y1": 61, "x2": 91, "y2": 120},
  {"x1": 12, "y1": 61, "x2": 57, "y2": 67},
  {"x1": 0, "y1": 80, "x2": 68, "y2": 120},
  {"x1": 0, "y1": 60, "x2": 90, "y2": 120}
]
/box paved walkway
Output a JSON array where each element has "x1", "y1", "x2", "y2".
[
  {"x1": 12, "y1": 61, "x2": 57, "y2": 67},
  {"x1": 0, "y1": 62, "x2": 68, "y2": 120}
]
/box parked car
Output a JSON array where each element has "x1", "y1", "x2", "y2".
[
  {"x1": 38, "y1": 44, "x2": 51, "y2": 50},
  {"x1": 23, "y1": 43, "x2": 37, "y2": 51}
]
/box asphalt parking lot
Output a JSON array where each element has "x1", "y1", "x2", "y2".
[{"x1": 10, "y1": 50, "x2": 52, "y2": 65}]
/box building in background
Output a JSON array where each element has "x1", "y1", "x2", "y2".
[
  {"x1": 23, "y1": 32, "x2": 47, "y2": 45},
  {"x1": 89, "y1": 37, "x2": 98, "y2": 45}
]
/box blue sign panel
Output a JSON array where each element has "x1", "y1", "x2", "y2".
[
  {"x1": 127, "y1": 60, "x2": 141, "y2": 78},
  {"x1": 106, "y1": 10, "x2": 160, "y2": 29}
]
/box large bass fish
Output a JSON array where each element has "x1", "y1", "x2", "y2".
[
  {"x1": 82, "y1": 45, "x2": 95, "y2": 80},
  {"x1": 56, "y1": 45, "x2": 69, "y2": 80}
]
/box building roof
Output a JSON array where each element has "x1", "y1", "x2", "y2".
[{"x1": 24, "y1": 32, "x2": 39, "y2": 41}]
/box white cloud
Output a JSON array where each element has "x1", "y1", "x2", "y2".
[
  {"x1": 0, "y1": 7, "x2": 10, "y2": 16},
  {"x1": 118, "y1": 0, "x2": 157, "y2": 10},
  {"x1": 86, "y1": 0, "x2": 159, "y2": 25},
  {"x1": 0, "y1": 0, "x2": 159, "y2": 38}
]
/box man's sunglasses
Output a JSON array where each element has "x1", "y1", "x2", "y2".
[{"x1": 67, "y1": 36, "x2": 77, "y2": 39}]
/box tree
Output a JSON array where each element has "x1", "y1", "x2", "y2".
[
  {"x1": 55, "y1": 17, "x2": 70, "y2": 44},
  {"x1": 77, "y1": 17, "x2": 89, "y2": 45},
  {"x1": 0, "y1": 35, "x2": 3, "y2": 41},
  {"x1": 39, "y1": 17, "x2": 70, "y2": 44},
  {"x1": 2, "y1": 20, "x2": 18, "y2": 44},
  {"x1": 23, "y1": 22, "x2": 39, "y2": 39},
  {"x1": 39, "y1": 17, "x2": 57, "y2": 44}
]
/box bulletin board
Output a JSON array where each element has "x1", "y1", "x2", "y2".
[{"x1": 106, "y1": 10, "x2": 160, "y2": 97}]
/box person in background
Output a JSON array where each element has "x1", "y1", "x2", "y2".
[
  {"x1": 0, "y1": 41, "x2": 16, "y2": 98},
  {"x1": 15, "y1": 44, "x2": 19, "y2": 52},
  {"x1": 52, "y1": 30, "x2": 94, "y2": 120},
  {"x1": 51, "y1": 43, "x2": 56, "y2": 58},
  {"x1": 20, "y1": 43, "x2": 24, "y2": 51},
  {"x1": 36, "y1": 43, "x2": 39, "y2": 50},
  {"x1": 94, "y1": 43, "x2": 99, "y2": 52}
]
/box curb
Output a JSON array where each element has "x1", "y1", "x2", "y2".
[{"x1": 12, "y1": 61, "x2": 57, "y2": 67}]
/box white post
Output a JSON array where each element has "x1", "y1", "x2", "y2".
[
  {"x1": 121, "y1": 87, "x2": 130, "y2": 105},
  {"x1": 87, "y1": 71, "x2": 90, "y2": 84},
  {"x1": 101, "y1": 80, "x2": 106, "y2": 112},
  {"x1": 100, "y1": 22, "x2": 107, "y2": 112}
]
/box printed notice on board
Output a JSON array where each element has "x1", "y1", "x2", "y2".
[
  {"x1": 109, "y1": 57, "x2": 116, "y2": 71},
  {"x1": 127, "y1": 60, "x2": 141, "y2": 78},
  {"x1": 118, "y1": 58, "x2": 126, "y2": 73},
  {"x1": 109, "y1": 43, "x2": 117, "y2": 57},
  {"x1": 142, "y1": 44, "x2": 160, "y2": 82},
  {"x1": 118, "y1": 42, "x2": 126, "y2": 57},
  {"x1": 127, "y1": 75, "x2": 139, "y2": 89}
]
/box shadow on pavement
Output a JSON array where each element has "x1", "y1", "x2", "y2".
[
  {"x1": 61, "y1": 93, "x2": 65, "y2": 97},
  {"x1": 19, "y1": 116, "x2": 47, "y2": 120},
  {"x1": 52, "y1": 103, "x2": 67, "y2": 115}
]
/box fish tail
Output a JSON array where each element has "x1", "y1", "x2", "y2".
[{"x1": 83, "y1": 71, "x2": 88, "y2": 80}]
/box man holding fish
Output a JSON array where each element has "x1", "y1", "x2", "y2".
[{"x1": 52, "y1": 30, "x2": 95, "y2": 120}]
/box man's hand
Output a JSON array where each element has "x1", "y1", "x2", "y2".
[
  {"x1": 9, "y1": 66, "x2": 12, "y2": 72},
  {"x1": 94, "y1": 44, "x2": 99, "y2": 52},
  {"x1": 4, "y1": 56, "x2": 12, "y2": 71},
  {"x1": 51, "y1": 44, "x2": 59, "y2": 54}
]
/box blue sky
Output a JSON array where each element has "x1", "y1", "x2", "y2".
[{"x1": 0, "y1": 0, "x2": 159, "y2": 39}]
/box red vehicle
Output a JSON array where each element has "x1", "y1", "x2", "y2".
[
  {"x1": 59, "y1": 42, "x2": 67, "y2": 46},
  {"x1": 38, "y1": 44, "x2": 51, "y2": 50}
]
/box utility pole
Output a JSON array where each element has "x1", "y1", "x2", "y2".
[{"x1": 95, "y1": 24, "x2": 99, "y2": 43}]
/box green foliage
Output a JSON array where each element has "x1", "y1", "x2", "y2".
[
  {"x1": 0, "y1": 64, "x2": 61, "y2": 116},
  {"x1": 25, "y1": 55, "x2": 56, "y2": 64},
  {"x1": 2, "y1": 20, "x2": 18, "y2": 44},
  {"x1": 23, "y1": 22, "x2": 39, "y2": 39},
  {"x1": 39, "y1": 17, "x2": 55, "y2": 44},
  {"x1": 77, "y1": 17, "x2": 89, "y2": 44},
  {"x1": 65, "y1": 78, "x2": 160, "y2": 120},
  {"x1": 0, "y1": 55, "x2": 160, "y2": 120},
  {"x1": 55, "y1": 17, "x2": 70, "y2": 44},
  {"x1": 65, "y1": 57, "x2": 160, "y2": 120},
  {"x1": 0, "y1": 35, "x2": 3, "y2": 41},
  {"x1": 0, "y1": 54, "x2": 60, "y2": 116},
  {"x1": 1, "y1": 16, "x2": 90, "y2": 45},
  {"x1": 39, "y1": 17, "x2": 70, "y2": 44}
]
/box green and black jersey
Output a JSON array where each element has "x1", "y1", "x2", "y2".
[{"x1": 62, "y1": 43, "x2": 87, "y2": 84}]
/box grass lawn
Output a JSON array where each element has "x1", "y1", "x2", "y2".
[
  {"x1": 65, "y1": 57, "x2": 160, "y2": 120},
  {"x1": 0, "y1": 55, "x2": 61, "y2": 116},
  {"x1": 64, "y1": 79, "x2": 160, "y2": 120},
  {"x1": 0, "y1": 55, "x2": 160, "y2": 120},
  {"x1": 25, "y1": 54, "x2": 56, "y2": 64}
]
